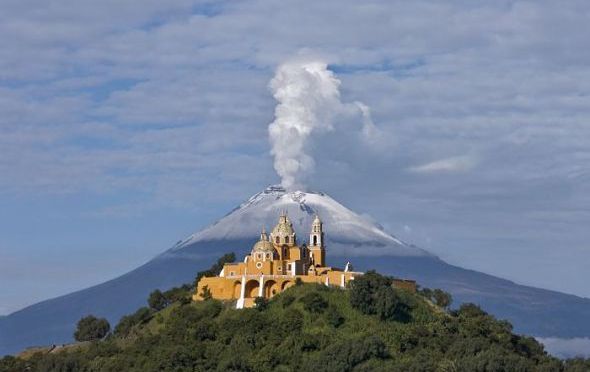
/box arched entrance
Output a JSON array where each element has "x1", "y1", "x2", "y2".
[
  {"x1": 281, "y1": 281, "x2": 293, "y2": 290},
  {"x1": 245, "y1": 280, "x2": 260, "y2": 298},
  {"x1": 264, "y1": 280, "x2": 280, "y2": 298}
]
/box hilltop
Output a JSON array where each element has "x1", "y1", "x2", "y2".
[{"x1": 2, "y1": 270, "x2": 589, "y2": 372}]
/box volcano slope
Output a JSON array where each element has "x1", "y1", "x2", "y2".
[{"x1": 1, "y1": 186, "x2": 589, "y2": 356}]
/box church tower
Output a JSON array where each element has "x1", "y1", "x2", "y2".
[{"x1": 309, "y1": 215, "x2": 325, "y2": 267}]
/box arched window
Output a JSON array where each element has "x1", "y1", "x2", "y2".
[
  {"x1": 285, "y1": 236, "x2": 289, "y2": 244},
  {"x1": 275, "y1": 236, "x2": 280, "y2": 244},
  {"x1": 313, "y1": 235, "x2": 317, "y2": 245}
]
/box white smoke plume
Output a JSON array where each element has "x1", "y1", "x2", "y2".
[{"x1": 268, "y1": 59, "x2": 379, "y2": 190}]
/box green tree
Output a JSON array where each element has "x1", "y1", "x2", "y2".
[
  {"x1": 456, "y1": 303, "x2": 487, "y2": 318},
  {"x1": 375, "y1": 286, "x2": 400, "y2": 320},
  {"x1": 200, "y1": 285, "x2": 213, "y2": 300},
  {"x1": 433, "y1": 289, "x2": 452, "y2": 309},
  {"x1": 74, "y1": 315, "x2": 110, "y2": 341},
  {"x1": 420, "y1": 287, "x2": 432, "y2": 295},
  {"x1": 350, "y1": 270, "x2": 392, "y2": 314},
  {"x1": 375, "y1": 286, "x2": 411, "y2": 322},
  {"x1": 163, "y1": 286, "x2": 192, "y2": 304},
  {"x1": 148, "y1": 289, "x2": 169, "y2": 311}
]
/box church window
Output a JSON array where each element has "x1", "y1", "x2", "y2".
[
  {"x1": 230, "y1": 271, "x2": 235, "y2": 276},
  {"x1": 256, "y1": 262, "x2": 263, "y2": 269},
  {"x1": 313, "y1": 235, "x2": 317, "y2": 245},
  {"x1": 276, "y1": 236, "x2": 280, "y2": 244},
  {"x1": 266, "y1": 253, "x2": 271, "y2": 259},
  {"x1": 285, "y1": 236, "x2": 289, "y2": 244},
  {"x1": 287, "y1": 263, "x2": 292, "y2": 271},
  {"x1": 277, "y1": 267, "x2": 282, "y2": 271},
  {"x1": 257, "y1": 253, "x2": 262, "y2": 260}
]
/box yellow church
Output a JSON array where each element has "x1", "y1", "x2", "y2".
[{"x1": 193, "y1": 213, "x2": 363, "y2": 308}]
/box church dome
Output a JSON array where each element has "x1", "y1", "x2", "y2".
[
  {"x1": 252, "y1": 229, "x2": 275, "y2": 253},
  {"x1": 253, "y1": 239, "x2": 275, "y2": 252}
]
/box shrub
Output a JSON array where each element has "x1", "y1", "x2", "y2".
[
  {"x1": 193, "y1": 320, "x2": 217, "y2": 341},
  {"x1": 281, "y1": 294, "x2": 295, "y2": 308},
  {"x1": 254, "y1": 297, "x2": 269, "y2": 311},
  {"x1": 300, "y1": 291, "x2": 328, "y2": 313},
  {"x1": 279, "y1": 308, "x2": 304, "y2": 333},
  {"x1": 0, "y1": 356, "x2": 27, "y2": 371},
  {"x1": 565, "y1": 358, "x2": 590, "y2": 372},
  {"x1": 114, "y1": 307, "x2": 153, "y2": 337},
  {"x1": 325, "y1": 306, "x2": 344, "y2": 328},
  {"x1": 303, "y1": 335, "x2": 389, "y2": 371},
  {"x1": 456, "y1": 303, "x2": 487, "y2": 318}
]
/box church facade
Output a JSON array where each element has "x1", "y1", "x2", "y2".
[{"x1": 193, "y1": 213, "x2": 363, "y2": 308}]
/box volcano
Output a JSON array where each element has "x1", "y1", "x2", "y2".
[{"x1": 2, "y1": 186, "x2": 590, "y2": 356}]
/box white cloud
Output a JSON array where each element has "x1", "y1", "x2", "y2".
[
  {"x1": 537, "y1": 337, "x2": 590, "y2": 359},
  {"x1": 409, "y1": 155, "x2": 477, "y2": 174}
]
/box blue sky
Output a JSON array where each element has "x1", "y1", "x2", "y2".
[{"x1": 1, "y1": 0, "x2": 589, "y2": 315}]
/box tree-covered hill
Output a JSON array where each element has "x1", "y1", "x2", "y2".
[{"x1": 2, "y1": 270, "x2": 590, "y2": 372}]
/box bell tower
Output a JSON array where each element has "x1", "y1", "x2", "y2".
[{"x1": 309, "y1": 215, "x2": 325, "y2": 266}]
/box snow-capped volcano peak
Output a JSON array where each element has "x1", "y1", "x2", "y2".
[{"x1": 173, "y1": 185, "x2": 431, "y2": 257}]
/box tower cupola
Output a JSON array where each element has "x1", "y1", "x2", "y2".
[
  {"x1": 270, "y1": 212, "x2": 296, "y2": 246},
  {"x1": 309, "y1": 215, "x2": 325, "y2": 266},
  {"x1": 309, "y1": 215, "x2": 323, "y2": 247}
]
